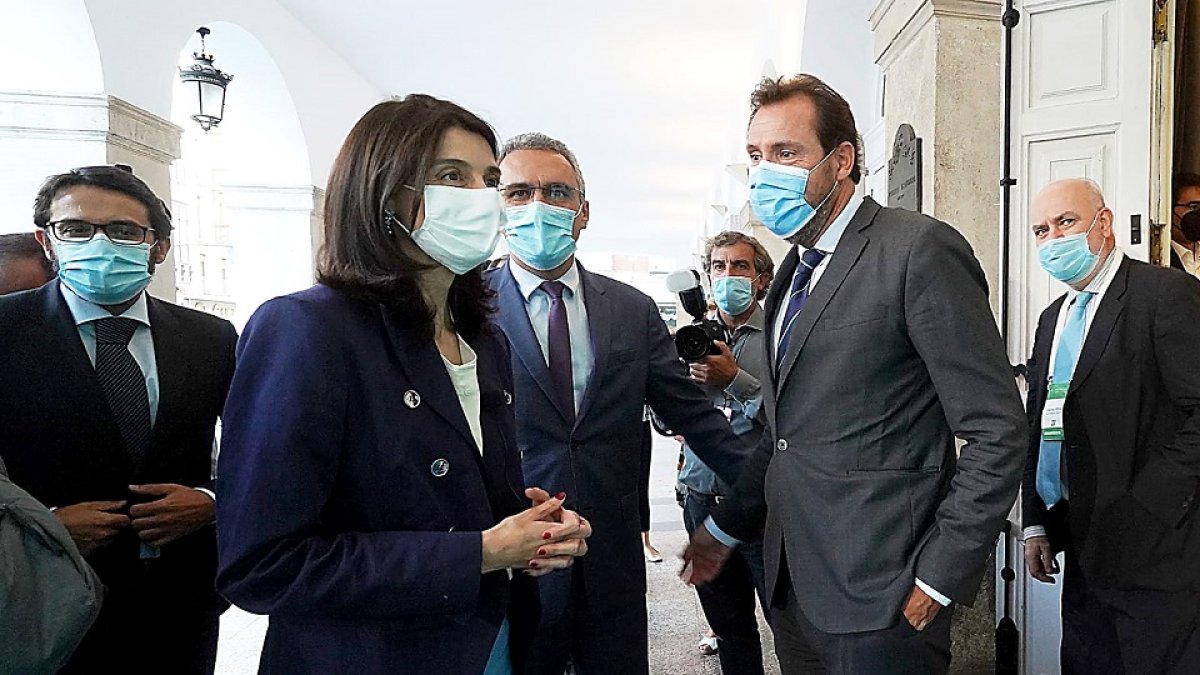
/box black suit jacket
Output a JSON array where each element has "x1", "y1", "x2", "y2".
[
  {"x1": 0, "y1": 282, "x2": 236, "y2": 610},
  {"x1": 1022, "y1": 257, "x2": 1200, "y2": 591},
  {"x1": 712, "y1": 197, "x2": 1027, "y2": 633}
]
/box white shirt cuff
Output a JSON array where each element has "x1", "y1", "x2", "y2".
[
  {"x1": 703, "y1": 516, "x2": 741, "y2": 548},
  {"x1": 194, "y1": 487, "x2": 216, "y2": 502},
  {"x1": 915, "y1": 578, "x2": 951, "y2": 607},
  {"x1": 1022, "y1": 526, "x2": 1047, "y2": 540}
]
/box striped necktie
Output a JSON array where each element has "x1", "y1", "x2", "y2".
[
  {"x1": 94, "y1": 317, "x2": 152, "y2": 464},
  {"x1": 776, "y1": 248, "x2": 828, "y2": 372}
]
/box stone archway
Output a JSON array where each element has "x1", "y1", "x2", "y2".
[{"x1": 169, "y1": 21, "x2": 315, "y2": 327}]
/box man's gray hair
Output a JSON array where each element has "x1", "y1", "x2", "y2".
[{"x1": 500, "y1": 132, "x2": 586, "y2": 195}]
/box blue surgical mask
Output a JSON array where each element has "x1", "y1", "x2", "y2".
[
  {"x1": 1037, "y1": 212, "x2": 1102, "y2": 284},
  {"x1": 388, "y1": 185, "x2": 504, "y2": 275},
  {"x1": 750, "y1": 154, "x2": 838, "y2": 240},
  {"x1": 711, "y1": 275, "x2": 755, "y2": 315},
  {"x1": 54, "y1": 234, "x2": 153, "y2": 305},
  {"x1": 504, "y1": 201, "x2": 579, "y2": 271}
]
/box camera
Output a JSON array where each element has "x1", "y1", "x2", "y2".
[{"x1": 665, "y1": 269, "x2": 729, "y2": 362}]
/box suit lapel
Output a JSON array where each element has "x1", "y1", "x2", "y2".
[
  {"x1": 37, "y1": 284, "x2": 129, "y2": 470},
  {"x1": 777, "y1": 199, "x2": 879, "y2": 390},
  {"x1": 1069, "y1": 257, "x2": 1130, "y2": 394},
  {"x1": 379, "y1": 306, "x2": 478, "y2": 450},
  {"x1": 765, "y1": 247, "x2": 799, "y2": 387},
  {"x1": 147, "y1": 298, "x2": 183, "y2": 447},
  {"x1": 492, "y1": 266, "x2": 573, "y2": 424},
  {"x1": 575, "y1": 266, "x2": 609, "y2": 426}
]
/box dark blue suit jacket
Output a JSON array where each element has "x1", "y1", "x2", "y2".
[
  {"x1": 485, "y1": 263, "x2": 750, "y2": 620},
  {"x1": 216, "y1": 284, "x2": 538, "y2": 674}
]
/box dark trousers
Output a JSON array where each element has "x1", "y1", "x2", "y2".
[
  {"x1": 682, "y1": 491, "x2": 769, "y2": 675},
  {"x1": 768, "y1": 567, "x2": 947, "y2": 675},
  {"x1": 1057, "y1": 513, "x2": 1200, "y2": 675},
  {"x1": 59, "y1": 585, "x2": 220, "y2": 675},
  {"x1": 525, "y1": 562, "x2": 649, "y2": 675}
]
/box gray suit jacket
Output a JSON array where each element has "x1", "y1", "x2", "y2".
[{"x1": 712, "y1": 197, "x2": 1026, "y2": 634}]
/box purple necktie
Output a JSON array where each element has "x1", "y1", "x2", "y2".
[{"x1": 540, "y1": 281, "x2": 575, "y2": 422}]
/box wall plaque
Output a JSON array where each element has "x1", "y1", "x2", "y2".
[{"x1": 887, "y1": 123, "x2": 923, "y2": 213}]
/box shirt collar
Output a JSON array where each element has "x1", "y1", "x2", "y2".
[
  {"x1": 1172, "y1": 240, "x2": 1198, "y2": 262},
  {"x1": 808, "y1": 193, "x2": 865, "y2": 255},
  {"x1": 736, "y1": 303, "x2": 766, "y2": 333},
  {"x1": 509, "y1": 259, "x2": 582, "y2": 302},
  {"x1": 59, "y1": 281, "x2": 151, "y2": 327},
  {"x1": 1070, "y1": 247, "x2": 1124, "y2": 300}
]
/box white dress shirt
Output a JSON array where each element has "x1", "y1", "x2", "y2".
[
  {"x1": 1023, "y1": 248, "x2": 1125, "y2": 542},
  {"x1": 1171, "y1": 240, "x2": 1200, "y2": 279},
  {"x1": 772, "y1": 194, "x2": 865, "y2": 346},
  {"x1": 508, "y1": 260, "x2": 595, "y2": 412}
]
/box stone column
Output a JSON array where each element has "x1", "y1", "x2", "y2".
[
  {"x1": 869, "y1": 0, "x2": 1003, "y2": 311},
  {"x1": 106, "y1": 96, "x2": 182, "y2": 301},
  {"x1": 869, "y1": 2, "x2": 1004, "y2": 671}
]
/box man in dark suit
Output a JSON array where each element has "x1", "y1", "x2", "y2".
[
  {"x1": 485, "y1": 132, "x2": 753, "y2": 675},
  {"x1": 0, "y1": 232, "x2": 54, "y2": 294},
  {"x1": 0, "y1": 166, "x2": 236, "y2": 674},
  {"x1": 1022, "y1": 178, "x2": 1200, "y2": 674},
  {"x1": 1169, "y1": 172, "x2": 1200, "y2": 278},
  {"x1": 682, "y1": 74, "x2": 1027, "y2": 675}
]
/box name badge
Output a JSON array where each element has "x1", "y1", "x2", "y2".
[{"x1": 1041, "y1": 381, "x2": 1069, "y2": 441}]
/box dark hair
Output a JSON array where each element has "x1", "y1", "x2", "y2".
[
  {"x1": 317, "y1": 94, "x2": 498, "y2": 341},
  {"x1": 1174, "y1": 172, "x2": 1200, "y2": 203},
  {"x1": 750, "y1": 74, "x2": 863, "y2": 184},
  {"x1": 32, "y1": 165, "x2": 173, "y2": 239},
  {"x1": 703, "y1": 231, "x2": 775, "y2": 300},
  {"x1": 0, "y1": 233, "x2": 53, "y2": 277}
]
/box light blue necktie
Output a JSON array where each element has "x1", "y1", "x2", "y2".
[
  {"x1": 482, "y1": 618, "x2": 512, "y2": 675},
  {"x1": 1036, "y1": 291, "x2": 1095, "y2": 508}
]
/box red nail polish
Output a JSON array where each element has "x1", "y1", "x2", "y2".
[
  {"x1": 529, "y1": 561, "x2": 540, "y2": 569},
  {"x1": 555, "y1": 492, "x2": 567, "y2": 500},
  {"x1": 542, "y1": 531, "x2": 552, "y2": 540},
  {"x1": 537, "y1": 548, "x2": 546, "y2": 557}
]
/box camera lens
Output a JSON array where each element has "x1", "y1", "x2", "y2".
[{"x1": 674, "y1": 325, "x2": 714, "y2": 362}]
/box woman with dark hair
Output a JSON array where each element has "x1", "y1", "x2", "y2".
[{"x1": 215, "y1": 94, "x2": 590, "y2": 674}]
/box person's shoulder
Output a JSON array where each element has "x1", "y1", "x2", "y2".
[
  {"x1": 151, "y1": 295, "x2": 234, "y2": 335},
  {"x1": 1126, "y1": 256, "x2": 1200, "y2": 299},
  {"x1": 580, "y1": 267, "x2": 655, "y2": 307},
  {"x1": 0, "y1": 283, "x2": 56, "y2": 327}
]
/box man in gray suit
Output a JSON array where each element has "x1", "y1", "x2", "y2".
[{"x1": 682, "y1": 74, "x2": 1027, "y2": 674}]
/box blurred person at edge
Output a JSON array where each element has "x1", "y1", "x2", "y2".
[
  {"x1": 1169, "y1": 172, "x2": 1200, "y2": 278},
  {"x1": 214, "y1": 95, "x2": 591, "y2": 675},
  {"x1": 0, "y1": 232, "x2": 54, "y2": 294}
]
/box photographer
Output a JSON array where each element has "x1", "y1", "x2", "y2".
[{"x1": 680, "y1": 231, "x2": 776, "y2": 674}]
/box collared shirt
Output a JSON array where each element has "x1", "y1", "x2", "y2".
[
  {"x1": 508, "y1": 260, "x2": 594, "y2": 412},
  {"x1": 772, "y1": 194, "x2": 865, "y2": 347},
  {"x1": 679, "y1": 303, "x2": 767, "y2": 496},
  {"x1": 1171, "y1": 240, "x2": 1200, "y2": 279},
  {"x1": 60, "y1": 282, "x2": 159, "y2": 424},
  {"x1": 1024, "y1": 248, "x2": 1125, "y2": 543}
]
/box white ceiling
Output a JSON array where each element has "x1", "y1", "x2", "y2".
[{"x1": 277, "y1": 0, "x2": 781, "y2": 267}]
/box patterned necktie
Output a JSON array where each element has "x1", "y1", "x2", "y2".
[
  {"x1": 94, "y1": 317, "x2": 152, "y2": 465},
  {"x1": 776, "y1": 248, "x2": 828, "y2": 372},
  {"x1": 1036, "y1": 291, "x2": 1096, "y2": 508},
  {"x1": 540, "y1": 281, "x2": 575, "y2": 423}
]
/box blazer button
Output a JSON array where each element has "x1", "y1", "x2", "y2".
[
  {"x1": 503, "y1": 390, "x2": 513, "y2": 405},
  {"x1": 776, "y1": 439, "x2": 788, "y2": 452},
  {"x1": 403, "y1": 390, "x2": 421, "y2": 409}
]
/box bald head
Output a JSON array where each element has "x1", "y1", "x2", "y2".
[{"x1": 1031, "y1": 177, "x2": 1115, "y2": 287}]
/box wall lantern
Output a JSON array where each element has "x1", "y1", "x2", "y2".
[{"x1": 177, "y1": 27, "x2": 233, "y2": 132}]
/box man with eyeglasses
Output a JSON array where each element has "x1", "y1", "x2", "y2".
[
  {"x1": 1170, "y1": 172, "x2": 1200, "y2": 279},
  {"x1": 0, "y1": 166, "x2": 237, "y2": 674},
  {"x1": 485, "y1": 133, "x2": 753, "y2": 675}
]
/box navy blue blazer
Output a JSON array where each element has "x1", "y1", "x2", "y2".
[
  {"x1": 485, "y1": 263, "x2": 751, "y2": 619},
  {"x1": 216, "y1": 284, "x2": 538, "y2": 674}
]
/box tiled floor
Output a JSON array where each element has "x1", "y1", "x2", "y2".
[{"x1": 214, "y1": 434, "x2": 779, "y2": 674}]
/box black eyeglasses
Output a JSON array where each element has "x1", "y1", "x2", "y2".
[
  {"x1": 47, "y1": 219, "x2": 156, "y2": 246},
  {"x1": 1175, "y1": 201, "x2": 1200, "y2": 213},
  {"x1": 500, "y1": 183, "x2": 583, "y2": 207}
]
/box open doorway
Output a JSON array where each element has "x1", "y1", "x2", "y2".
[{"x1": 1169, "y1": 0, "x2": 1200, "y2": 277}]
